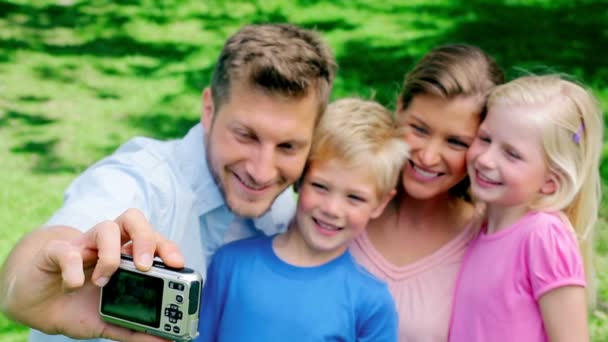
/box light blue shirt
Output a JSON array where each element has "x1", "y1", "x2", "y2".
[{"x1": 29, "y1": 124, "x2": 295, "y2": 342}]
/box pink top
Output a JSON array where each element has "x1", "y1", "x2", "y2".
[
  {"x1": 449, "y1": 211, "x2": 586, "y2": 342},
  {"x1": 350, "y1": 224, "x2": 475, "y2": 342}
]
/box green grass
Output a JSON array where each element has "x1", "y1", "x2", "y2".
[{"x1": 1, "y1": 0, "x2": 607, "y2": 341}]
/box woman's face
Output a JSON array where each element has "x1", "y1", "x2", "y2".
[{"x1": 397, "y1": 93, "x2": 482, "y2": 200}]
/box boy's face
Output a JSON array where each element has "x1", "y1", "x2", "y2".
[
  {"x1": 293, "y1": 159, "x2": 393, "y2": 261},
  {"x1": 202, "y1": 81, "x2": 318, "y2": 218}
]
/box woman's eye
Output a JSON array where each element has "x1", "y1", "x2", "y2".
[
  {"x1": 410, "y1": 124, "x2": 426, "y2": 134},
  {"x1": 448, "y1": 138, "x2": 469, "y2": 148}
]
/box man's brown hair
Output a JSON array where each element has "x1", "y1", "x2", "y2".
[{"x1": 211, "y1": 23, "x2": 337, "y2": 118}]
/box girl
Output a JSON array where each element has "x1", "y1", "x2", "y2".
[{"x1": 449, "y1": 75, "x2": 603, "y2": 341}]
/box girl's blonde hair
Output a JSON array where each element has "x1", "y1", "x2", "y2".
[{"x1": 488, "y1": 75, "x2": 604, "y2": 306}]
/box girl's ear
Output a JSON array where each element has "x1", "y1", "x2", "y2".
[{"x1": 540, "y1": 173, "x2": 558, "y2": 195}]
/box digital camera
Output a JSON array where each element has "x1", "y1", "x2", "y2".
[{"x1": 99, "y1": 254, "x2": 202, "y2": 341}]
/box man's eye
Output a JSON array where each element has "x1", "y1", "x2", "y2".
[{"x1": 235, "y1": 130, "x2": 254, "y2": 141}]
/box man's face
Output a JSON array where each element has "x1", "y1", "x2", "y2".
[{"x1": 202, "y1": 82, "x2": 319, "y2": 218}]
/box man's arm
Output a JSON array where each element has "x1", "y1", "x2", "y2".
[{"x1": 0, "y1": 209, "x2": 184, "y2": 342}]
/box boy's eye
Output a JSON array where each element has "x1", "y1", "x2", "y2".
[
  {"x1": 348, "y1": 194, "x2": 367, "y2": 203},
  {"x1": 278, "y1": 142, "x2": 295, "y2": 151}
]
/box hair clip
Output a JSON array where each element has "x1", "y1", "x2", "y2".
[{"x1": 573, "y1": 122, "x2": 585, "y2": 144}]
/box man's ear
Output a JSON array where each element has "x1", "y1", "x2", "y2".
[
  {"x1": 370, "y1": 189, "x2": 396, "y2": 219},
  {"x1": 201, "y1": 87, "x2": 214, "y2": 134},
  {"x1": 540, "y1": 173, "x2": 558, "y2": 195}
]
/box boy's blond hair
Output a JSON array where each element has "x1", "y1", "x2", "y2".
[
  {"x1": 488, "y1": 75, "x2": 604, "y2": 307},
  {"x1": 211, "y1": 23, "x2": 337, "y2": 121},
  {"x1": 307, "y1": 98, "x2": 410, "y2": 198}
]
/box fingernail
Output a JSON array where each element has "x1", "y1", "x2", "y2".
[
  {"x1": 95, "y1": 276, "x2": 109, "y2": 287},
  {"x1": 139, "y1": 253, "x2": 152, "y2": 268}
]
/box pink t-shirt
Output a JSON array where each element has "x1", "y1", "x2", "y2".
[
  {"x1": 350, "y1": 224, "x2": 475, "y2": 342},
  {"x1": 449, "y1": 211, "x2": 586, "y2": 342}
]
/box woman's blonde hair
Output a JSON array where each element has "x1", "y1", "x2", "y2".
[{"x1": 488, "y1": 75, "x2": 604, "y2": 306}]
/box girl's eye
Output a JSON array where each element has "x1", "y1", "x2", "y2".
[
  {"x1": 506, "y1": 149, "x2": 521, "y2": 160},
  {"x1": 479, "y1": 136, "x2": 491, "y2": 143},
  {"x1": 311, "y1": 182, "x2": 328, "y2": 191}
]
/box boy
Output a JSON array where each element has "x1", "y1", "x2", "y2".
[{"x1": 198, "y1": 98, "x2": 409, "y2": 341}]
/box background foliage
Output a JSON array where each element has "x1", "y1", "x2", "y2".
[{"x1": 1, "y1": 0, "x2": 606, "y2": 341}]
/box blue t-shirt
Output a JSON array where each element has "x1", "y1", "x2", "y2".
[{"x1": 197, "y1": 235, "x2": 398, "y2": 341}]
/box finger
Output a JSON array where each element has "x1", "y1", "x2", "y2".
[
  {"x1": 101, "y1": 324, "x2": 171, "y2": 342},
  {"x1": 43, "y1": 240, "x2": 85, "y2": 291},
  {"x1": 81, "y1": 220, "x2": 122, "y2": 287},
  {"x1": 154, "y1": 232, "x2": 184, "y2": 268},
  {"x1": 121, "y1": 242, "x2": 134, "y2": 256},
  {"x1": 114, "y1": 208, "x2": 156, "y2": 270}
]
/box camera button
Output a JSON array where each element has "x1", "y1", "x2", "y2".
[
  {"x1": 173, "y1": 326, "x2": 180, "y2": 334},
  {"x1": 176, "y1": 295, "x2": 183, "y2": 303},
  {"x1": 164, "y1": 324, "x2": 171, "y2": 332}
]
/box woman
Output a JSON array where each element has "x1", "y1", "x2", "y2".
[{"x1": 350, "y1": 44, "x2": 504, "y2": 342}]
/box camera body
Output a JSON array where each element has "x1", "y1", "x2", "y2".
[{"x1": 99, "y1": 255, "x2": 202, "y2": 341}]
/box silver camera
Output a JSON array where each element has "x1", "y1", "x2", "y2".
[{"x1": 99, "y1": 254, "x2": 202, "y2": 341}]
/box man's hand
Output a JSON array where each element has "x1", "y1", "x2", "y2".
[{"x1": 0, "y1": 208, "x2": 184, "y2": 341}]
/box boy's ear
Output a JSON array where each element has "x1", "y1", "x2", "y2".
[
  {"x1": 540, "y1": 173, "x2": 558, "y2": 195},
  {"x1": 370, "y1": 189, "x2": 396, "y2": 219},
  {"x1": 201, "y1": 87, "x2": 215, "y2": 134}
]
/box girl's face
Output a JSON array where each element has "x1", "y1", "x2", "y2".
[
  {"x1": 466, "y1": 103, "x2": 555, "y2": 208},
  {"x1": 397, "y1": 94, "x2": 482, "y2": 200}
]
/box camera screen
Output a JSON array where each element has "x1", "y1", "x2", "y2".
[{"x1": 101, "y1": 269, "x2": 164, "y2": 327}]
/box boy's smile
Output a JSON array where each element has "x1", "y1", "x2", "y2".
[{"x1": 279, "y1": 159, "x2": 390, "y2": 265}]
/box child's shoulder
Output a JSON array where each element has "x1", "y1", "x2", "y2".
[
  {"x1": 522, "y1": 211, "x2": 579, "y2": 250},
  {"x1": 215, "y1": 235, "x2": 271, "y2": 258},
  {"x1": 345, "y1": 253, "x2": 392, "y2": 291},
  {"x1": 523, "y1": 211, "x2": 574, "y2": 235}
]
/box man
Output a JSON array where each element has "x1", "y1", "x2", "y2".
[{"x1": 0, "y1": 23, "x2": 336, "y2": 342}]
